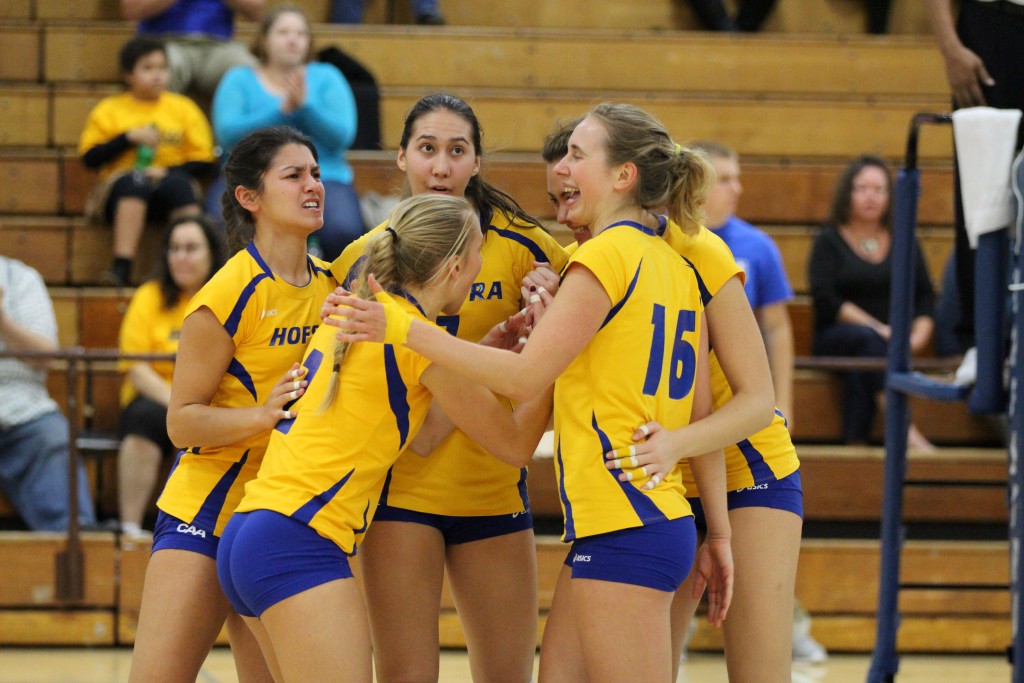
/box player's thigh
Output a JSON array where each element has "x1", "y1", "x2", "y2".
[
  {"x1": 129, "y1": 549, "x2": 229, "y2": 683},
  {"x1": 259, "y1": 578, "x2": 372, "y2": 683},
  {"x1": 446, "y1": 528, "x2": 538, "y2": 682},
  {"x1": 359, "y1": 521, "x2": 446, "y2": 681},
  {"x1": 538, "y1": 564, "x2": 587, "y2": 683},
  {"x1": 572, "y1": 578, "x2": 674, "y2": 683},
  {"x1": 723, "y1": 506, "x2": 802, "y2": 682}
]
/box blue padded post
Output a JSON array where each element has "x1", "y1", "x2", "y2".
[
  {"x1": 867, "y1": 166, "x2": 919, "y2": 683},
  {"x1": 969, "y1": 231, "x2": 1009, "y2": 414}
]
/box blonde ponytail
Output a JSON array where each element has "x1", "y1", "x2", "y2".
[{"x1": 320, "y1": 194, "x2": 478, "y2": 408}]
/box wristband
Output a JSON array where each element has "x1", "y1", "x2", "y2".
[{"x1": 372, "y1": 290, "x2": 413, "y2": 345}]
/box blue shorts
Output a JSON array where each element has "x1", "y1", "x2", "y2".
[
  {"x1": 689, "y1": 470, "x2": 804, "y2": 533},
  {"x1": 152, "y1": 509, "x2": 220, "y2": 558},
  {"x1": 373, "y1": 503, "x2": 533, "y2": 545},
  {"x1": 563, "y1": 517, "x2": 696, "y2": 592},
  {"x1": 217, "y1": 510, "x2": 353, "y2": 618}
]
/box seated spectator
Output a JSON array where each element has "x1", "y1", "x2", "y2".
[
  {"x1": 209, "y1": 3, "x2": 363, "y2": 261},
  {"x1": 79, "y1": 36, "x2": 216, "y2": 286},
  {"x1": 681, "y1": 0, "x2": 777, "y2": 31},
  {"x1": 116, "y1": 215, "x2": 226, "y2": 538},
  {"x1": 0, "y1": 254, "x2": 97, "y2": 531},
  {"x1": 331, "y1": 0, "x2": 444, "y2": 25},
  {"x1": 121, "y1": 0, "x2": 264, "y2": 104},
  {"x1": 808, "y1": 155, "x2": 936, "y2": 451}
]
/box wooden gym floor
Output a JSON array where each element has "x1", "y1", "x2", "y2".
[{"x1": 0, "y1": 648, "x2": 1011, "y2": 682}]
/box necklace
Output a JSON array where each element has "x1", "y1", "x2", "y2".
[{"x1": 860, "y1": 237, "x2": 879, "y2": 254}]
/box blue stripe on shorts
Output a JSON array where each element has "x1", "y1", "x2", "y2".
[{"x1": 689, "y1": 469, "x2": 803, "y2": 533}]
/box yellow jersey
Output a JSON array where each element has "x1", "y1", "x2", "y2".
[
  {"x1": 553, "y1": 220, "x2": 704, "y2": 541},
  {"x1": 118, "y1": 281, "x2": 187, "y2": 406},
  {"x1": 331, "y1": 206, "x2": 569, "y2": 515},
  {"x1": 157, "y1": 245, "x2": 337, "y2": 535},
  {"x1": 236, "y1": 296, "x2": 435, "y2": 554},
  {"x1": 670, "y1": 223, "x2": 801, "y2": 494},
  {"x1": 78, "y1": 91, "x2": 215, "y2": 181}
]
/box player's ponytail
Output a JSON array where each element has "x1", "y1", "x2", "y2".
[{"x1": 321, "y1": 194, "x2": 478, "y2": 407}]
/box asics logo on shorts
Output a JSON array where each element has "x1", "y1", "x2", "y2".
[
  {"x1": 176, "y1": 523, "x2": 207, "y2": 538},
  {"x1": 572, "y1": 554, "x2": 591, "y2": 563},
  {"x1": 735, "y1": 483, "x2": 770, "y2": 492}
]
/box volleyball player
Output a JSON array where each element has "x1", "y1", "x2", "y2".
[{"x1": 128, "y1": 126, "x2": 338, "y2": 683}]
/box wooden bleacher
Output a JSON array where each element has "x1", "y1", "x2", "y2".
[
  {"x1": 1, "y1": 0, "x2": 1011, "y2": 655},
  {"x1": 2, "y1": 531, "x2": 1008, "y2": 653}
]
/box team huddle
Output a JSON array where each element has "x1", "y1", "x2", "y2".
[{"x1": 129, "y1": 95, "x2": 804, "y2": 683}]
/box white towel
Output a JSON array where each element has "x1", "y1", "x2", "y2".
[{"x1": 952, "y1": 107, "x2": 1022, "y2": 248}]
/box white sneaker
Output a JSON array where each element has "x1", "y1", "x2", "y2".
[
  {"x1": 954, "y1": 347, "x2": 977, "y2": 386},
  {"x1": 792, "y1": 631, "x2": 828, "y2": 664},
  {"x1": 792, "y1": 603, "x2": 828, "y2": 664}
]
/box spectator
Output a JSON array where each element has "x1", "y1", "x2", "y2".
[
  {"x1": 692, "y1": 141, "x2": 795, "y2": 424},
  {"x1": 681, "y1": 0, "x2": 777, "y2": 31},
  {"x1": 79, "y1": 36, "x2": 215, "y2": 286},
  {"x1": 116, "y1": 215, "x2": 226, "y2": 538},
  {"x1": 0, "y1": 254, "x2": 97, "y2": 531},
  {"x1": 808, "y1": 155, "x2": 937, "y2": 451},
  {"x1": 121, "y1": 0, "x2": 265, "y2": 104},
  {"x1": 210, "y1": 3, "x2": 363, "y2": 261},
  {"x1": 331, "y1": 0, "x2": 444, "y2": 25}
]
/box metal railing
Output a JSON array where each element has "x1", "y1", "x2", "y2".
[{"x1": 0, "y1": 347, "x2": 173, "y2": 601}]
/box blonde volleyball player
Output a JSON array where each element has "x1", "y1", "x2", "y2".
[
  {"x1": 544, "y1": 120, "x2": 801, "y2": 682},
  {"x1": 129, "y1": 127, "x2": 338, "y2": 683},
  {"x1": 330, "y1": 93, "x2": 568, "y2": 683},
  {"x1": 216, "y1": 193, "x2": 554, "y2": 683},
  {"x1": 332, "y1": 103, "x2": 780, "y2": 683}
]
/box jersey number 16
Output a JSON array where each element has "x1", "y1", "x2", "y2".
[{"x1": 642, "y1": 304, "x2": 696, "y2": 400}]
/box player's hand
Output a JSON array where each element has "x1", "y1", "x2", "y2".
[
  {"x1": 127, "y1": 126, "x2": 160, "y2": 147},
  {"x1": 261, "y1": 363, "x2": 307, "y2": 426},
  {"x1": 604, "y1": 421, "x2": 679, "y2": 490},
  {"x1": 692, "y1": 536, "x2": 733, "y2": 628},
  {"x1": 522, "y1": 261, "x2": 560, "y2": 299},
  {"x1": 330, "y1": 274, "x2": 413, "y2": 345},
  {"x1": 518, "y1": 283, "x2": 554, "y2": 331},
  {"x1": 321, "y1": 286, "x2": 352, "y2": 321},
  {"x1": 479, "y1": 306, "x2": 531, "y2": 351}
]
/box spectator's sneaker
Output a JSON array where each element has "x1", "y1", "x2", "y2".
[
  {"x1": 415, "y1": 13, "x2": 445, "y2": 25},
  {"x1": 792, "y1": 631, "x2": 828, "y2": 664},
  {"x1": 954, "y1": 346, "x2": 978, "y2": 386},
  {"x1": 792, "y1": 603, "x2": 828, "y2": 663}
]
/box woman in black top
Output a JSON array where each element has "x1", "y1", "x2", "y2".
[{"x1": 808, "y1": 155, "x2": 936, "y2": 449}]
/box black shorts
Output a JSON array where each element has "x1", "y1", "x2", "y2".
[{"x1": 118, "y1": 395, "x2": 176, "y2": 456}]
